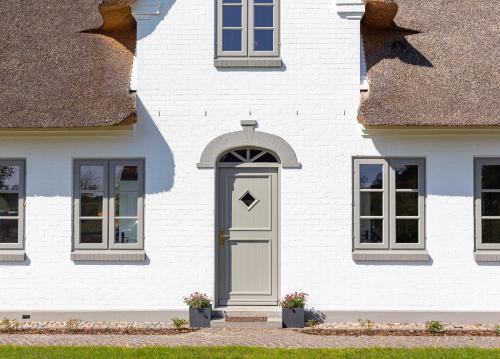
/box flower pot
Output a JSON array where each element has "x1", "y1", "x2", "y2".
[
  {"x1": 189, "y1": 308, "x2": 212, "y2": 328},
  {"x1": 282, "y1": 308, "x2": 304, "y2": 328}
]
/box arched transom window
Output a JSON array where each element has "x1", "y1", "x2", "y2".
[{"x1": 218, "y1": 148, "x2": 279, "y2": 164}]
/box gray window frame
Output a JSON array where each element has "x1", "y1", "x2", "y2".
[
  {"x1": 354, "y1": 158, "x2": 426, "y2": 251},
  {"x1": 248, "y1": 0, "x2": 280, "y2": 57},
  {"x1": 109, "y1": 160, "x2": 145, "y2": 251},
  {"x1": 216, "y1": 0, "x2": 280, "y2": 58},
  {"x1": 0, "y1": 160, "x2": 25, "y2": 250},
  {"x1": 73, "y1": 159, "x2": 145, "y2": 252},
  {"x1": 353, "y1": 158, "x2": 389, "y2": 250},
  {"x1": 474, "y1": 158, "x2": 500, "y2": 251},
  {"x1": 217, "y1": 0, "x2": 248, "y2": 57},
  {"x1": 389, "y1": 158, "x2": 426, "y2": 250}
]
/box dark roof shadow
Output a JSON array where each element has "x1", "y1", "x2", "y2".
[
  {"x1": 390, "y1": 37, "x2": 433, "y2": 67},
  {"x1": 362, "y1": 24, "x2": 433, "y2": 72}
]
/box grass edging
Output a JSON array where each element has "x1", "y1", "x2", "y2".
[{"x1": 0, "y1": 346, "x2": 499, "y2": 358}]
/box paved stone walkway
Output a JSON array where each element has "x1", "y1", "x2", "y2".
[{"x1": 0, "y1": 329, "x2": 500, "y2": 348}]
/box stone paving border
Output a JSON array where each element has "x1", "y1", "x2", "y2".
[{"x1": 0, "y1": 328, "x2": 500, "y2": 348}]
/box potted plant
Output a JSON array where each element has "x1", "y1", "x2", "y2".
[
  {"x1": 280, "y1": 292, "x2": 307, "y2": 328},
  {"x1": 183, "y1": 292, "x2": 212, "y2": 328}
]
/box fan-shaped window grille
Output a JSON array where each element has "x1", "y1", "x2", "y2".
[{"x1": 218, "y1": 148, "x2": 279, "y2": 164}]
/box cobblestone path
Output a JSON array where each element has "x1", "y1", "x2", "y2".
[{"x1": 1, "y1": 329, "x2": 500, "y2": 348}]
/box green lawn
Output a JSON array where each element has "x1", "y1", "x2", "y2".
[{"x1": 0, "y1": 346, "x2": 499, "y2": 359}]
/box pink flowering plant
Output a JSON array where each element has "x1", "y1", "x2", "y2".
[
  {"x1": 280, "y1": 292, "x2": 308, "y2": 309},
  {"x1": 183, "y1": 292, "x2": 212, "y2": 309}
]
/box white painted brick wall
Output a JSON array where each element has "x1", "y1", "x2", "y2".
[{"x1": 0, "y1": 0, "x2": 499, "y2": 312}]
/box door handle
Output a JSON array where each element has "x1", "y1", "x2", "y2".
[{"x1": 219, "y1": 230, "x2": 230, "y2": 248}]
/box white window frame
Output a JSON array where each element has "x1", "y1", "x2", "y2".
[
  {"x1": 217, "y1": 0, "x2": 280, "y2": 58},
  {"x1": 475, "y1": 158, "x2": 500, "y2": 251},
  {"x1": 73, "y1": 159, "x2": 145, "y2": 251},
  {"x1": 354, "y1": 158, "x2": 426, "y2": 251},
  {"x1": 0, "y1": 160, "x2": 25, "y2": 250}
]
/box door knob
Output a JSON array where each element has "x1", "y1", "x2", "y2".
[{"x1": 219, "y1": 230, "x2": 229, "y2": 248}]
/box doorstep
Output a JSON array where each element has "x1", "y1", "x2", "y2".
[
  {"x1": 213, "y1": 306, "x2": 282, "y2": 319},
  {"x1": 210, "y1": 317, "x2": 282, "y2": 329},
  {"x1": 212, "y1": 306, "x2": 282, "y2": 328}
]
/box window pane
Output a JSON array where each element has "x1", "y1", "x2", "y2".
[
  {"x1": 360, "y1": 164, "x2": 383, "y2": 189},
  {"x1": 234, "y1": 149, "x2": 247, "y2": 160},
  {"x1": 482, "y1": 192, "x2": 500, "y2": 217},
  {"x1": 223, "y1": 30, "x2": 242, "y2": 51},
  {"x1": 0, "y1": 193, "x2": 18, "y2": 216},
  {"x1": 223, "y1": 5, "x2": 242, "y2": 27},
  {"x1": 80, "y1": 193, "x2": 103, "y2": 217},
  {"x1": 396, "y1": 192, "x2": 418, "y2": 216},
  {"x1": 482, "y1": 165, "x2": 500, "y2": 190},
  {"x1": 255, "y1": 0, "x2": 273, "y2": 2},
  {"x1": 114, "y1": 219, "x2": 138, "y2": 244},
  {"x1": 253, "y1": 152, "x2": 278, "y2": 163},
  {"x1": 80, "y1": 166, "x2": 104, "y2": 191},
  {"x1": 254, "y1": 6, "x2": 273, "y2": 27},
  {"x1": 219, "y1": 152, "x2": 244, "y2": 163},
  {"x1": 115, "y1": 166, "x2": 139, "y2": 191},
  {"x1": 0, "y1": 166, "x2": 20, "y2": 191},
  {"x1": 396, "y1": 219, "x2": 419, "y2": 243},
  {"x1": 115, "y1": 192, "x2": 139, "y2": 217},
  {"x1": 360, "y1": 192, "x2": 382, "y2": 216},
  {"x1": 0, "y1": 219, "x2": 18, "y2": 243},
  {"x1": 80, "y1": 219, "x2": 103, "y2": 244},
  {"x1": 249, "y1": 149, "x2": 261, "y2": 159},
  {"x1": 396, "y1": 164, "x2": 418, "y2": 189},
  {"x1": 360, "y1": 219, "x2": 383, "y2": 243},
  {"x1": 482, "y1": 219, "x2": 500, "y2": 244},
  {"x1": 223, "y1": 0, "x2": 242, "y2": 3},
  {"x1": 254, "y1": 30, "x2": 273, "y2": 51}
]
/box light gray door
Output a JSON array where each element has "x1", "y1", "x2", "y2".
[{"x1": 217, "y1": 167, "x2": 278, "y2": 306}]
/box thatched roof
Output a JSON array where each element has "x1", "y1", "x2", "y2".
[
  {"x1": 0, "y1": 0, "x2": 136, "y2": 128},
  {"x1": 359, "y1": 0, "x2": 500, "y2": 127}
]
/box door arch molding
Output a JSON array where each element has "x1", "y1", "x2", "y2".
[{"x1": 197, "y1": 120, "x2": 301, "y2": 169}]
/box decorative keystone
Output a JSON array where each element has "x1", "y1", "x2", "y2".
[
  {"x1": 132, "y1": 0, "x2": 162, "y2": 20},
  {"x1": 241, "y1": 120, "x2": 258, "y2": 132},
  {"x1": 337, "y1": 0, "x2": 365, "y2": 20}
]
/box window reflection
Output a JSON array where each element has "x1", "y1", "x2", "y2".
[
  {"x1": 396, "y1": 165, "x2": 418, "y2": 189},
  {"x1": 115, "y1": 166, "x2": 139, "y2": 191},
  {"x1": 360, "y1": 165, "x2": 383, "y2": 189},
  {"x1": 115, "y1": 219, "x2": 138, "y2": 244},
  {"x1": 80, "y1": 166, "x2": 104, "y2": 191},
  {"x1": 0, "y1": 166, "x2": 19, "y2": 191}
]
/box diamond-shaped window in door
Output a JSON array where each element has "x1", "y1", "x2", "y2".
[{"x1": 239, "y1": 191, "x2": 259, "y2": 210}]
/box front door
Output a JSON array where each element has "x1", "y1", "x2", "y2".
[{"x1": 217, "y1": 167, "x2": 279, "y2": 306}]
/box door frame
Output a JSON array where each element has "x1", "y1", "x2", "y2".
[{"x1": 214, "y1": 162, "x2": 281, "y2": 307}]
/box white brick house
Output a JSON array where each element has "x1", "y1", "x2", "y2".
[{"x1": 0, "y1": 0, "x2": 499, "y2": 323}]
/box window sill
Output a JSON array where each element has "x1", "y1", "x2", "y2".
[
  {"x1": 0, "y1": 250, "x2": 26, "y2": 262},
  {"x1": 353, "y1": 250, "x2": 430, "y2": 262},
  {"x1": 71, "y1": 250, "x2": 146, "y2": 262},
  {"x1": 475, "y1": 251, "x2": 500, "y2": 262},
  {"x1": 214, "y1": 58, "x2": 283, "y2": 68}
]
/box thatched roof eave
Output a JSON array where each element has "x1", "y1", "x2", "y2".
[{"x1": 0, "y1": 0, "x2": 137, "y2": 129}]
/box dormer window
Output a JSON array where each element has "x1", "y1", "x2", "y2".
[{"x1": 215, "y1": 0, "x2": 281, "y2": 67}]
